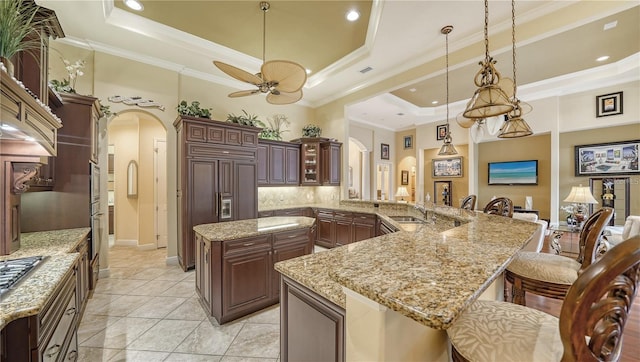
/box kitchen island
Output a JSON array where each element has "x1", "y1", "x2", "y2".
[
  {"x1": 193, "y1": 216, "x2": 315, "y2": 324},
  {"x1": 275, "y1": 205, "x2": 538, "y2": 361}
]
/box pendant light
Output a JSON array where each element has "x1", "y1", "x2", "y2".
[
  {"x1": 461, "y1": 0, "x2": 514, "y2": 121},
  {"x1": 498, "y1": 0, "x2": 533, "y2": 138},
  {"x1": 438, "y1": 25, "x2": 458, "y2": 156}
]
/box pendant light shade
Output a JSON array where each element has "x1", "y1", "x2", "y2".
[
  {"x1": 498, "y1": 0, "x2": 533, "y2": 138},
  {"x1": 438, "y1": 134, "x2": 459, "y2": 155},
  {"x1": 437, "y1": 25, "x2": 458, "y2": 156},
  {"x1": 485, "y1": 115, "x2": 503, "y2": 135},
  {"x1": 470, "y1": 122, "x2": 485, "y2": 143},
  {"x1": 461, "y1": 0, "x2": 514, "y2": 123}
]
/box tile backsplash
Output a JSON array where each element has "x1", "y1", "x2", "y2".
[{"x1": 258, "y1": 186, "x2": 340, "y2": 208}]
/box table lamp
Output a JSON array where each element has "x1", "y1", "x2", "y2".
[
  {"x1": 563, "y1": 184, "x2": 599, "y2": 227},
  {"x1": 395, "y1": 186, "x2": 410, "y2": 203}
]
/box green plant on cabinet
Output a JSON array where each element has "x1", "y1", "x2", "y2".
[
  {"x1": 177, "y1": 100, "x2": 212, "y2": 119},
  {"x1": 259, "y1": 114, "x2": 290, "y2": 140},
  {"x1": 226, "y1": 110, "x2": 265, "y2": 127}
]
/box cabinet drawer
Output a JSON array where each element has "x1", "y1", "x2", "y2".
[
  {"x1": 39, "y1": 269, "x2": 76, "y2": 344},
  {"x1": 42, "y1": 290, "x2": 77, "y2": 362},
  {"x1": 316, "y1": 209, "x2": 334, "y2": 218},
  {"x1": 242, "y1": 131, "x2": 259, "y2": 146},
  {"x1": 273, "y1": 229, "x2": 309, "y2": 246},
  {"x1": 223, "y1": 235, "x2": 272, "y2": 256},
  {"x1": 187, "y1": 144, "x2": 257, "y2": 160},
  {"x1": 334, "y1": 211, "x2": 353, "y2": 221},
  {"x1": 352, "y1": 213, "x2": 376, "y2": 225}
]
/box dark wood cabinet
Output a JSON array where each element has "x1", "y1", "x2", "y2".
[
  {"x1": 316, "y1": 209, "x2": 336, "y2": 248},
  {"x1": 1, "y1": 260, "x2": 79, "y2": 362},
  {"x1": 195, "y1": 225, "x2": 313, "y2": 324},
  {"x1": 281, "y1": 276, "x2": 345, "y2": 362},
  {"x1": 315, "y1": 209, "x2": 376, "y2": 248},
  {"x1": 108, "y1": 205, "x2": 114, "y2": 234},
  {"x1": 175, "y1": 116, "x2": 260, "y2": 271},
  {"x1": 291, "y1": 138, "x2": 342, "y2": 186},
  {"x1": 75, "y1": 236, "x2": 90, "y2": 318},
  {"x1": 257, "y1": 139, "x2": 301, "y2": 186}
]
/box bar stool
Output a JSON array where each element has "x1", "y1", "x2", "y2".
[
  {"x1": 447, "y1": 235, "x2": 640, "y2": 362},
  {"x1": 505, "y1": 207, "x2": 613, "y2": 305},
  {"x1": 483, "y1": 197, "x2": 514, "y2": 217},
  {"x1": 460, "y1": 195, "x2": 476, "y2": 210}
]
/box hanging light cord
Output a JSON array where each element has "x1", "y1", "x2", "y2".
[
  {"x1": 484, "y1": 0, "x2": 490, "y2": 63},
  {"x1": 445, "y1": 29, "x2": 450, "y2": 130},
  {"x1": 511, "y1": 0, "x2": 517, "y2": 101},
  {"x1": 262, "y1": 4, "x2": 266, "y2": 64}
]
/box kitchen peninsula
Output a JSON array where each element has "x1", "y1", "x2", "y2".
[{"x1": 274, "y1": 203, "x2": 538, "y2": 361}]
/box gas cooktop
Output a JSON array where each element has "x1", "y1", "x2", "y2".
[{"x1": 0, "y1": 255, "x2": 46, "y2": 296}]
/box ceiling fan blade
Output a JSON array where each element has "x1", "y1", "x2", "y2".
[
  {"x1": 228, "y1": 90, "x2": 260, "y2": 98},
  {"x1": 213, "y1": 61, "x2": 263, "y2": 85},
  {"x1": 266, "y1": 90, "x2": 303, "y2": 105},
  {"x1": 261, "y1": 60, "x2": 307, "y2": 93}
]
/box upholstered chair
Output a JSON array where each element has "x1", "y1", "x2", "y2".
[
  {"x1": 483, "y1": 197, "x2": 514, "y2": 218},
  {"x1": 604, "y1": 215, "x2": 640, "y2": 248},
  {"x1": 460, "y1": 195, "x2": 477, "y2": 210},
  {"x1": 505, "y1": 207, "x2": 614, "y2": 305},
  {"x1": 447, "y1": 235, "x2": 640, "y2": 362}
]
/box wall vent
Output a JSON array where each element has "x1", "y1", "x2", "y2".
[{"x1": 359, "y1": 66, "x2": 373, "y2": 74}]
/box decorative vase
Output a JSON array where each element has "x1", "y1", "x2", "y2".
[{"x1": 0, "y1": 57, "x2": 14, "y2": 76}]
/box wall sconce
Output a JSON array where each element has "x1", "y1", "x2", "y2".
[{"x1": 127, "y1": 160, "x2": 138, "y2": 198}]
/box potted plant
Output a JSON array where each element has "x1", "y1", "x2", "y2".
[
  {"x1": 259, "y1": 114, "x2": 290, "y2": 140},
  {"x1": 176, "y1": 100, "x2": 212, "y2": 119},
  {"x1": 226, "y1": 110, "x2": 265, "y2": 128},
  {"x1": 0, "y1": 0, "x2": 52, "y2": 75},
  {"x1": 302, "y1": 124, "x2": 322, "y2": 138}
]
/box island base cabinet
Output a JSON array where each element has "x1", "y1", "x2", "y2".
[
  {"x1": 281, "y1": 276, "x2": 345, "y2": 362},
  {"x1": 195, "y1": 224, "x2": 313, "y2": 325}
]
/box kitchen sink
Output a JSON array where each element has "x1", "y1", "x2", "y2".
[{"x1": 388, "y1": 216, "x2": 426, "y2": 223}]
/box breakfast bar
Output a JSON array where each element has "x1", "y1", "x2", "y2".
[{"x1": 275, "y1": 208, "x2": 538, "y2": 361}]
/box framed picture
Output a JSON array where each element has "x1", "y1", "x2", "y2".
[
  {"x1": 381, "y1": 143, "x2": 389, "y2": 160},
  {"x1": 403, "y1": 135, "x2": 413, "y2": 149},
  {"x1": 401, "y1": 170, "x2": 409, "y2": 185},
  {"x1": 432, "y1": 157, "x2": 463, "y2": 178},
  {"x1": 574, "y1": 140, "x2": 639, "y2": 176},
  {"x1": 596, "y1": 92, "x2": 623, "y2": 117},
  {"x1": 436, "y1": 124, "x2": 448, "y2": 141}
]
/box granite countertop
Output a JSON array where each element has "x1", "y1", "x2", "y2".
[
  {"x1": 274, "y1": 206, "x2": 538, "y2": 330},
  {"x1": 194, "y1": 216, "x2": 316, "y2": 241},
  {"x1": 0, "y1": 228, "x2": 90, "y2": 329}
]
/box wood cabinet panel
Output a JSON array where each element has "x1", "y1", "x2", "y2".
[
  {"x1": 195, "y1": 226, "x2": 313, "y2": 324},
  {"x1": 281, "y1": 276, "x2": 345, "y2": 362},
  {"x1": 315, "y1": 210, "x2": 377, "y2": 247},
  {"x1": 175, "y1": 116, "x2": 259, "y2": 270},
  {"x1": 316, "y1": 211, "x2": 335, "y2": 248},
  {"x1": 292, "y1": 138, "x2": 342, "y2": 186},
  {"x1": 257, "y1": 140, "x2": 301, "y2": 186}
]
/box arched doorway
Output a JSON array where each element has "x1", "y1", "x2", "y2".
[{"x1": 107, "y1": 111, "x2": 167, "y2": 251}]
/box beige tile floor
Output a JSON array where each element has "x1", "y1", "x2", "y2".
[{"x1": 78, "y1": 245, "x2": 281, "y2": 361}]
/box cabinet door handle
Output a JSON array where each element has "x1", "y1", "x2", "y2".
[
  {"x1": 65, "y1": 307, "x2": 76, "y2": 315},
  {"x1": 223, "y1": 151, "x2": 230, "y2": 154},
  {"x1": 46, "y1": 344, "x2": 61, "y2": 358},
  {"x1": 243, "y1": 242, "x2": 255, "y2": 247},
  {"x1": 288, "y1": 235, "x2": 297, "y2": 238}
]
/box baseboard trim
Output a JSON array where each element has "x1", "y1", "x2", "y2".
[
  {"x1": 115, "y1": 239, "x2": 137, "y2": 246},
  {"x1": 165, "y1": 256, "x2": 179, "y2": 265},
  {"x1": 137, "y1": 243, "x2": 156, "y2": 251}
]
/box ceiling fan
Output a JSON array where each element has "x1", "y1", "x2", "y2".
[{"x1": 213, "y1": 1, "x2": 307, "y2": 105}]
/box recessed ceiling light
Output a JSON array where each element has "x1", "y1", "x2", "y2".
[
  {"x1": 124, "y1": 0, "x2": 144, "y2": 11},
  {"x1": 596, "y1": 55, "x2": 610, "y2": 62},
  {"x1": 305, "y1": 69, "x2": 311, "y2": 74},
  {"x1": 1, "y1": 124, "x2": 17, "y2": 131},
  {"x1": 346, "y1": 10, "x2": 360, "y2": 22},
  {"x1": 432, "y1": 101, "x2": 438, "y2": 105},
  {"x1": 24, "y1": 136, "x2": 35, "y2": 142},
  {"x1": 409, "y1": 88, "x2": 417, "y2": 92}
]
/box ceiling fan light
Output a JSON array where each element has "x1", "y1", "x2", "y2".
[
  {"x1": 497, "y1": 115, "x2": 533, "y2": 138},
  {"x1": 462, "y1": 84, "x2": 514, "y2": 119}
]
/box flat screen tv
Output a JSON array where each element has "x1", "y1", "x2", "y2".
[{"x1": 488, "y1": 160, "x2": 538, "y2": 185}]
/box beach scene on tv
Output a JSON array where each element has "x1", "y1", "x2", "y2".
[{"x1": 488, "y1": 160, "x2": 538, "y2": 185}]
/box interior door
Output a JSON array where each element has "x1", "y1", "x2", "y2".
[{"x1": 155, "y1": 139, "x2": 168, "y2": 248}]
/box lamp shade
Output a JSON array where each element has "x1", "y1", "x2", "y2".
[
  {"x1": 563, "y1": 185, "x2": 599, "y2": 204},
  {"x1": 395, "y1": 187, "x2": 410, "y2": 197}
]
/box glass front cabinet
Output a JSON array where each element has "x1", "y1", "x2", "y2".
[
  {"x1": 302, "y1": 141, "x2": 321, "y2": 185},
  {"x1": 292, "y1": 137, "x2": 342, "y2": 186}
]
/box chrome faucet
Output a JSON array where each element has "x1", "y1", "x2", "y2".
[{"x1": 414, "y1": 203, "x2": 436, "y2": 222}]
